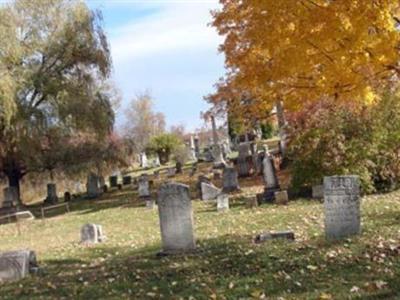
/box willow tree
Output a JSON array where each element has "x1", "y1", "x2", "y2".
[
  {"x1": 0, "y1": 0, "x2": 114, "y2": 204},
  {"x1": 207, "y1": 0, "x2": 400, "y2": 123}
]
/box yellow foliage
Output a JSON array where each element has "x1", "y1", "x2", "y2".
[{"x1": 207, "y1": 0, "x2": 400, "y2": 119}]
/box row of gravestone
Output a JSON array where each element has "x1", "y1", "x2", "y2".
[{"x1": 0, "y1": 175, "x2": 361, "y2": 283}]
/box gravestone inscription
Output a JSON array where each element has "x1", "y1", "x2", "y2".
[
  {"x1": 324, "y1": 176, "x2": 360, "y2": 240},
  {"x1": 157, "y1": 183, "x2": 196, "y2": 254}
]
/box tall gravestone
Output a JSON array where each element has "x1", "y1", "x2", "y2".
[
  {"x1": 0, "y1": 250, "x2": 38, "y2": 282},
  {"x1": 2, "y1": 187, "x2": 18, "y2": 208},
  {"x1": 138, "y1": 175, "x2": 150, "y2": 199},
  {"x1": 210, "y1": 115, "x2": 226, "y2": 168},
  {"x1": 324, "y1": 176, "x2": 361, "y2": 240},
  {"x1": 194, "y1": 135, "x2": 200, "y2": 159},
  {"x1": 87, "y1": 174, "x2": 100, "y2": 199},
  {"x1": 109, "y1": 176, "x2": 118, "y2": 188},
  {"x1": 157, "y1": 183, "x2": 196, "y2": 254},
  {"x1": 260, "y1": 146, "x2": 280, "y2": 202},
  {"x1": 140, "y1": 152, "x2": 148, "y2": 169},
  {"x1": 237, "y1": 143, "x2": 251, "y2": 177},
  {"x1": 222, "y1": 167, "x2": 240, "y2": 192},
  {"x1": 45, "y1": 183, "x2": 58, "y2": 205}
]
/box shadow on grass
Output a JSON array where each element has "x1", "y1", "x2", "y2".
[{"x1": 1, "y1": 233, "x2": 399, "y2": 300}]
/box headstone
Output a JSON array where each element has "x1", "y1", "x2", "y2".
[
  {"x1": 237, "y1": 143, "x2": 251, "y2": 177},
  {"x1": 80, "y1": 224, "x2": 105, "y2": 244},
  {"x1": 109, "y1": 176, "x2": 118, "y2": 188},
  {"x1": 140, "y1": 152, "x2": 148, "y2": 169},
  {"x1": 153, "y1": 155, "x2": 161, "y2": 168},
  {"x1": 263, "y1": 147, "x2": 279, "y2": 189},
  {"x1": 194, "y1": 135, "x2": 200, "y2": 159},
  {"x1": 157, "y1": 183, "x2": 196, "y2": 254},
  {"x1": 324, "y1": 176, "x2": 361, "y2": 240},
  {"x1": 2, "y1": 187, "x2": 18, "y2": 208},
  {"x1": 274, "y1": 190, "x2": 289, "y2": 205},
  {"x1": 0, "y1": 250, "x2": 38, "y2": 282},
  {"x1": 189, "y1": 136, "x2": 197, "y2": 161},
  {"x1": 254, "y1": 231, "x2": 295, "y2": 243},
  {"x1": 201, "y1": 182, "x2": 221, "y2": 201},
  {"x1": 138, "y1": 175, "x2": 150, "y2": 198},
  {"x1": 217, "y1": 194, "x2": 229, "y2": 212},
  {"x1": 211, "y1": 144, "x2": 226, "y2": 168},
  {"x1": 175, "y1": 161, "x2": 183, "y2": 174},
  {"x1": 64, "y1": 192, "x2": 72, "y2": 202},
  {"x1": 260, "y1": 147, "x2": 280, "y2": 203},
  {"x1": 312, "y1": 185, "x2": 324, "y2": 199},
  {"x1": 45, "y1": 183, "x2": 58, "y2": 204},
  {"x1": 98, "y1": 176, "x2": 105, "y2": 193},
  {"x1": 197, "y1": 175, "x2": 211, "y2": 199},
  {"x1": 146, "y1": 199, "x2": 156, "y2": 209},
  {"x1": 222, "y1": 167, "x2": 240, "y2": 193},
  {"x1": 123, "y1": 176, "x2": 132, "y2": 185},
  {"x1": 86, "y1": 174, "x2": 101, "y2": 199},
  {"x1": 167, "y1": 168, "x2": 176, "y2": 178},
  {"x1": 246, "y1": 196, "x2": 259, "y2": 209}
]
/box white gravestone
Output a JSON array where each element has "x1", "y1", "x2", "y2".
[
  {"x1": 263, "y1": 147, "x2": 279, "y2": 189},
  {"x1": 157, "y1": 183, "x2": 196, "y2": 254},
  {"x1": 201, "y1": 182, "x2": 221, "y2": 201},
  {"x1": 146, "y1": 199, "x2": 156, "y2": 209},
  {"x1": 140, "y1": 152, "x2": 148, "y2": 169},
  {"x1": 217, "y1": 194, "x2": 229, "y2": 212},
  {"x1": 324, "y1": 176, "x2": 361, "y2": 240},
  {"x1": 80, "y1": 224, "x2": 105, "y2": 244},
  {"x1": 0, "y1": 250, "x2": 38, "y2": 282}
]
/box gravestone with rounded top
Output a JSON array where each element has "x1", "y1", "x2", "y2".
[
  {"x1": 201, "y1": 182, "x2": 221, "y2": 201},
  {"x1": 324, "y1": 176, "x2": 361, "y2": 240},
  {"x1": 0, "y1": 250, "x2": 38, "y2": 282},
  {"x1": 80, "y1": 224, "x2": 104, "y2": 244},
  {"x1": 222, "y1": 167, "x2": 240, "y2": 193},
  {"x1": 157, "y1": 183, "x2": 196, "y2": 254}
]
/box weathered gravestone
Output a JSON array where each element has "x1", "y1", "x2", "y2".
[
  {"x1": 2, "y1": 187, "x2": 18, "y2": 208},
  {"x1": 109, "y1": 176, "x2": 118, "y2": 188},
  {"x1": 0, "y1": 250, "x2": 39, "y2": 283},
  {"x1": 64, "y1": 192, "x2": 72, "y2": 202},
  {"x1": 260, "y1": 147, "x2": 280, "y2": 203},
  {"x1": 138, "y1": 175, "x2": 150, "y2": 198},
  {"x1": 45, "y1": 183, "x2": 58, "y2": 205},
  {"x1": 146, "y1": 199, "x2": 156, "y2": 209},
  {"x1": 157, "y1": 183, "x2": 196, "y2": 254},
  {"x1": 324, "y1": 176, "x2": 361, "y2": 240},
  {"x1": 274, "y1": 190, "x2": 289, "y2": 205},
  {"x1": 123, "y1": 176, "x2": 132, "y2": 186},
  {"x1": 86, "y1": 174, "x2": 101, "y2": 199},
  {"x1": 201, "y1": 182, "x2": 221, "y2": 201},
  {"x1": 217, "y1": 194, "x2": 229, "y2": 212},
  {"x1": 167, "y1": 168, "x2": 176, "y2": 178},
  {"x1": 80, "y1": 224, "x2": 105, "y2": 244},
  {"x1": 194, "y1": 135, "x2": 200, "y2": 159},
  {"x1": 312, "y1": 185, "x2": 324, "y2": 200},
  {"x1": 237, "y1": 143, "x2": 251, "y2": 177},
  {"x1": 140, "y1": 152, "x2": 148, "y2": 169},
  {"x1": 222, "y1": 167, "x2": 240, "y2": 193}
]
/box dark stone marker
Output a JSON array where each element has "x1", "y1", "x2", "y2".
[{"x1": 109, "y1": 176, "x2": 118, "y2": 188}]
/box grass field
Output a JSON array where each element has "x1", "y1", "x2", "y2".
[{"x1": 0, "y1": 180, "x2": 399, "y2": 299}]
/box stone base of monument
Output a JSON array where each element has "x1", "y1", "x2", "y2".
[
  {"x1": 254, "y1": 231, "x2": 295, "y2": 244},
  {"x1": 0, "y1": 250, "x2": 39, "y2": 282}
]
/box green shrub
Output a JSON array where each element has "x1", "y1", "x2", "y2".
[{"x1": 287, "y1": 91, "x2": 400, "y2": 194}]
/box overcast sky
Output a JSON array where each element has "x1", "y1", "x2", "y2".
[{"x1": 86, "y1": 0, "x2": 225, "y2": 131}]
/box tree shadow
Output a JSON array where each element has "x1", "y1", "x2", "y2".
[{"x1": 1, "y1": 233, "x2": 399, "y2": 299}]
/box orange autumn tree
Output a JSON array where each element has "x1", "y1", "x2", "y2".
[{"x1": 207, "y1": 0, "x2": 400, "y2": 121}]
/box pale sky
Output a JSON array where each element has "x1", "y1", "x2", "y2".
[{"x1": 86, "y1": 0, "x2": 225, "y2": 131}]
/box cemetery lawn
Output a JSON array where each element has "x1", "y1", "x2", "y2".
[{"x1": 0, "y1": 189, "x2": 399, "y2": 299}]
